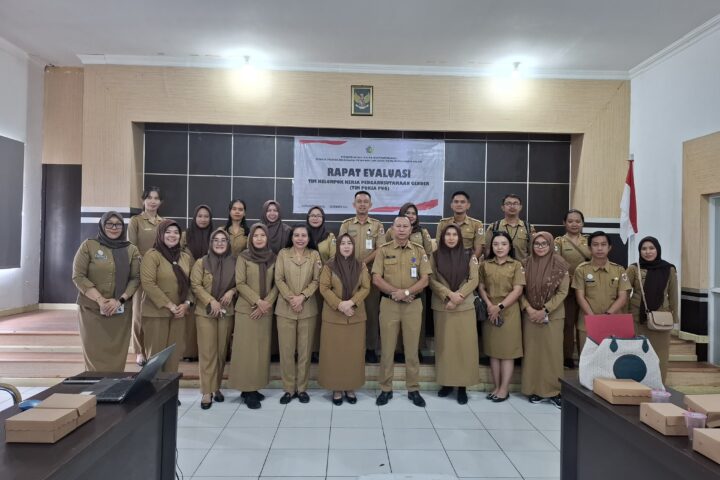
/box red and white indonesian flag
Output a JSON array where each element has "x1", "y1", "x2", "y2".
[{"x1": 619, "y1": 159, "x2": 638, "y2": 243}]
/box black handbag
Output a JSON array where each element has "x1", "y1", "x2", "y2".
[{"x1": 474, "y1": 294, "x2": 488, "y2": 323}]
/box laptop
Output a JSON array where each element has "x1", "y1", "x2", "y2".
[
  {"x1": 85, "y1": 344, "x2": 175, "y2": 403},
  {"x1": 585, "y1": 314, "x2": 635, "y2": 344}
]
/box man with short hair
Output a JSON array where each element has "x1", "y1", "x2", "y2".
[
  {"x1": 572, "y1": 231, "x2": 631, "y2": 350},
  {"x1": 436, "y1": 191, "x2": 485, "y2": 259},
  {"x1": 373, "y1": 216, "x2": 431, "y2": 407},
  {"x1": 484, "y1": 194, "x2": 536, "y2": 260},
  {"x1": 339, "y1": 191, "x2": 385, "y2": 363}
]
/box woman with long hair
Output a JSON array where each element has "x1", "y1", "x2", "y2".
[
  {"x1": 72, "y1": 211, "x2": 141, "y2": 372},
  {"x1": 478, "y1": 231, "x2": 525, "y2": 402}
]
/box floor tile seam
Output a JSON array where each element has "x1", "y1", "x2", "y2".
[{"x1": 258, "y1": 402, "x2": 288, "y2": 477}]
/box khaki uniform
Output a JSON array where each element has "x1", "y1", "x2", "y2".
[
  {"x1": 312, "y1": 233, "x2": 337, "y2": 354},
  {"x1": 372, "y1": 240, "x2": 432, "y2": 392},
  {"x1": 190, "y1": 258, "x2": 237, "y2": 394},
  {"x1": 72, "y1": 239, "x2": 141, "y2": 372},
  {"x1": 572, "y1": 261, "x2": 632, "y2": 350},
  {"x1": 626, "y1": 265, "x2": 678, "y2": 382},
  {"x1": 386, "y1": 228, "x2": 434, "y2": 255},
  {"x1": 554, "y1": 234, "x2": 591, "y2": 359},
  {"x1": 226, "y1": 225, "x2": 248, "y2": 258},
  {"x1": 274, "y1": 248, "x2": 322, "y2": 393},
  {"x1": 339, "y1": 216, "x2": 385, "y2": 352},
  {"x1": 179, "y1": 231, "x2": 202, "y2": 359},
  {"x1": 429, "y1": 256, "x2": 480, "y2": 387},
  {"x1": 485, "y1": 219, "x2": 536, "y2": 261},
  {"x1": 228, "y1": 257, "x2": 279, "y2": 391},
  {"x1": 139, "y1": 248, "x2": 192, "y2": 373},
  {"x1": 479, "y1": 258, "x2": 526, "y2": 359},
  {"x1": 317, "y1": 264, "x2": 371, "y2": 390},
  {"x1": 520, "y1": 274, "x2": 570, "y2": 397},
  {"x1": 436, "y1": 216, "x2": 485, "y2": 254},
  {"x1": 128, "y1": 212, "x2": 164, "y2": 357}
]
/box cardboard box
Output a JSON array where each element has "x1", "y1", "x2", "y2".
[
  {"x1": 684, "y1": 394, "x2": 720, "y2": 428},
  {"x1": 593, "y1": 378, "x2": 652, "y2": 405},
  {"x1": 5, "y1": 408, "x2": 78, "y2": 443},
  {"x1": 692, "y1": 428, "x2": 720, "y2": 464},
  {"x1": 640, "y1": 402, "x2": 689, "y2": 436},
  {"x1": 38, "y1": 393, "x2": 96, "y2": 427}
]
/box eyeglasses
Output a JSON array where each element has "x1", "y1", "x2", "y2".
[
  {"x1": 533, "y1": 242, "x2": 550, "y2": 248},
  {"x1": 104, "y1": 222, "x2": 123, "y2": 230},
  {"x1": 212, "y1": 239, "x2": 229, "y2": 244},
  {"x1": 504, "y1": 202, "x2": 521, "y2": 207},
  {"x1": 308, "y1": 214, "x2": 323, "y2": 218}
]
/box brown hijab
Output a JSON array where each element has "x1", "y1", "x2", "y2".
[
  {"x1": 240, "y1": 223, "x2": 277, "y2": 298},
  {"x1": 202, "y1": 229, "x2": 236, "y2": 300},
  {"x1": 153, "y1": 219, "x2": 189, "y2": 303},
  {"x1": 522, "y1": 231, "x2": 569, "y2": 310},
  {"x1": 261, "y1": 200, "x2": 292, "y2": 254},
  {"x1": 434, "y1": 224, "x2": 470, "y2": 291},
  {"x1": 96, "y1": 211, "x2": 131, "y2": 299},
  {"x1": 326, "y1": 233, "x2": 363, "y2": 300},
  {"x1": 186, "y1": 204, "x2": 213, "y2": 260}
]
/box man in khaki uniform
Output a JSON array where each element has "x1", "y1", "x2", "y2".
[
  {"x1": 572, "y1": 231, "x2": 631, "y2": 350},
  {"x1": 437, "y1": 190, "x2": 485, "y2": 258},
  {"x1": 372, "y1": 216, "x2": 431, "y2": 407},
  {"x1": 484, "y1": 194, "x2": 536, "y2": 261},
  {"x1": 339, "y1": 191, "x2": 385, "y2": 363}
]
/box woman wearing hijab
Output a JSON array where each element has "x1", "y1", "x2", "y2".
[
  {"x1": 275, "y1": 224, "x2": 322, "y2": 404},
  {"x1": 318, "y1": 233, "x2": 370, "y2": 405},
  {"x1": 191, "y1": 228, "x2": 237, "y2": 409},
  {"x1": 306, "y1": 206, "x2": 336, "y2": 362},
  {"x1": 626, "y1": 236, "x2": 678, "y2": 381},
  {"x1": 429, "y1": 225, "x2": 480, "y2": 404},
  {"x1": 229, "y1": 224, "x2": 279, "y2": 409},
  {"x1": 140, "y1": 219, "x2": 193, "y2": 374},
  {"x1": 261, "y1": 200, "x2": 292, "y2": 254},
  {"x1": 72, "y1": 212, "x2": 141, "y2": 372},
  {"x1": 181, "y1": 204, "x2": 213, "y2": 361},
  {"x1": 478, "y1": 231, "x2": 526, "y2": 402},
  {"x1": 520, "y1": 232, "x2": 569, "y2": 408},
  {"x1": 225, "y1": 199, "x2": 249, "y2": 257},
  {"x1": 128, "y1": 186, "x2": 164, "y2": 367}
]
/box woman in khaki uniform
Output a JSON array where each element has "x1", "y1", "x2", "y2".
[
  {"x1": 72, "y1": 212, "x2": 141, "y2": 372},
  {"x1": 478, "y1": 231, "x2": 525, "y2": 402},
  {"x1": 140, "y1": 220, "x2": 192, "y2": 375},
  {"x1": 274, "y1": 225, "x2": 322, "y2": 404},
  {"x1": 429, "y1": 225, "x2": 480, "y2": 405},
  {"x1": 318, "y1": 234, "x2": 370, "y2": 405},
  {"x1": 521, "y1": 232, "x2": 569, "y2": 408},
  {"x1": 128, "y1": 186, "x2": 164, "y2": 366},
  {"x1": 554, "y1": 209, "x2": 590, "y2": 369},
  {"x1": 626, "y1": 236, "x2": 678, "y2": 382},
  {"x1": 262, "y1": 200, "x2": 292, "y2": 254},
  {"x1": 307, "y1": 206, "x2": 336, "y2": 362},
  {"x1": 229, "y1": 224, "x2": 278, "y2": 409},
  {"x1": 181, "y1": 204, "x2": 213, "y2": 361},
  {"x1": 225, "y1": 199, "x2": 249, "y2": 257},
  {"x1": 191, "y1": 228, "x2": 237, "y2": 409}
]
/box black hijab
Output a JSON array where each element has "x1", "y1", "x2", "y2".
[
  {"x1": 306, "y1": 206, "x2": 330, "y2": 250},
  {"x1": 434, "y1": 224, "x2": 470, "y2": 291},
  {"x1": 186, "y1": 204, "x2": 213, "y2": 260},
  {"x1": 638, "y1": 236, "x2": 674, "y2": 312}
]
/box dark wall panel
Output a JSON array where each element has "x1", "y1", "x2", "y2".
[
  {"x1": 0, "y1": 135, "x2": 24, "y2": 269},
  {"x1": 41, "y1": 164, "x2": 82, "y2": 303},
  {"x1": 189, "y1": 133, "x2": 231, "y2": 175},
  {"x1": 487, "y1": 142, "x2": 527, "y2": 182},
  {"x1": 445, "y1": 141, "x2": 485, "y2": 182}
]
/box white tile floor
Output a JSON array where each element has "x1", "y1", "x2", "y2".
[{"x1": 175, "y1": 388, "x2": 561, "y2": 480}]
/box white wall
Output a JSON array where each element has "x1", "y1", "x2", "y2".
[
  {"x1": 0, "y1": 37, "x2": 44, "y2": 312},
  {"x1": 630, "y1": 24, "x2": 720, "y2": 272}
]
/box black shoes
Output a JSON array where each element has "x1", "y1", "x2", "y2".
[
  {"x1": 332, "y1": 392, "x2": 343, "y2": 406},
  {"x1": 438, "y1": 386, "x2": 454, "y2": 397},
  {"x1": 280, "y1": 392, "x2": 294, "y2": 404},
  {"x1": 242, "y1": 391, "x2": 262, "y2": 409},
  {"x1": 528, "y1": 394, "x2": 543, "y2": 404},
  {"x1": 486, "y1": 392, "x2": 496, "y2": 400},
  {"x1": 376, "y1": 391, "x2": 393, "y2": 406},
  {"x1": 200, "y1": 394, "x2": 212, "y2": 410},
  {"x1": 344, "y1": 391, "x2": 357, "y2": 404},
  {"x1": 365, "y1": 350, "x2": 379, "y2": 363},
  {"x1": 408, "y1": 391, "x2": 426, "y2": 407},
  {"x1": 492, "y1": 394, "x2": 509, "y2": 403},
  {"x1": 213, "y1": 391, "x2": 225, "y2": 402},
  {"x1": 457, "y1": 387, "x2": 468, "y2": 405},
  {"x1": 297, "y1": 391, "x2": 310, "y2": 403},
  {"x1": 549, "y1": 395, "x2": 562, "y2": 409}
]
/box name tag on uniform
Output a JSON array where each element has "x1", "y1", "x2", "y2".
[
  {"x1": 365, "y1": 239, "x2": 373, "y2": 250},
  {"x1": 95, "y1": 250, "x2": 108, "y2": 260},
  {"x1": 114, "y1": 304, "x2": 125, "y2": 315},
  {"x1": 410, "y1": 267, "x2": 418, "y2": 278}
]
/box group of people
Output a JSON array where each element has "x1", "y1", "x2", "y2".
[{"x1": 71, "y1": 188, "x2": 678, "y2": 411}]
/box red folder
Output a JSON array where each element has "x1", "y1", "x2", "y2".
[{"x1": 585, "y1": 314, "x2": 635, "y2": 344}]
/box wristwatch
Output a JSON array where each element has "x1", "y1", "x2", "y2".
[
  {"x1": 185, "y1": 300, "x2": 194, "y2": 307},
  {"x1": 404, "y1": 289, "x2": 411, "y2": 297},
  {"x1": 118, "y1": 297, "x2": 126, "y2": 305},
  {"x1": 498, "y1": 303, "x2": 505, "y2": 310}
]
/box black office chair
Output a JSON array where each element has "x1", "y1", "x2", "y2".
[{"x1": 0, "y1": 383, "x2": 22, "y2": 406}]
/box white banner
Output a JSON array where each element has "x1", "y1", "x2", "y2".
[{"x1": 293, "y1": 137, "x2": 445, "y2": 215}]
